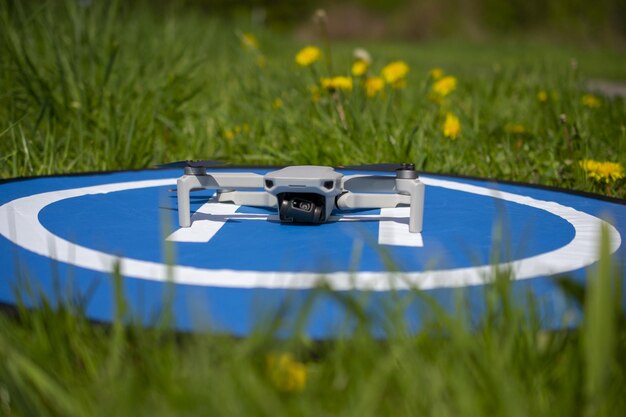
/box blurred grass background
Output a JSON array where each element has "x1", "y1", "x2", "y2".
[
  {"x1": 180, "y1": 0, "x2": 626, "y2": 43},
  {"x1": 1, "y1": 1, "x2": 626, "y2": 415}
]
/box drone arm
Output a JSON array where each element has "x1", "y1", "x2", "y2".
[
  {"x1": 335, "y1": 193, "x2": 410, "y2": 209},
  {"x1": 177, "y1": 172, "x2": 265, "y2": 227},
  {"x1": 336, "y1": 177, "x2": 425, "y2": 233},
  {"x1": 216, "y1": 191, "x2": 277, "y2": 207},
  {"x1": 341, "y1": 175, "x2": 396, "y2": 193},
  {"x1": 202, "y1": 173, "x2": 265, "y2": 189}
]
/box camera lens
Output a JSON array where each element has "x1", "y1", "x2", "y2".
[{"x1": 293, "y1": 199, "x2": 312, "y2": 211}]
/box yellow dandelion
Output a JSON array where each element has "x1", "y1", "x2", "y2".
[
  {"x1": 581, "y1": 94, "x2": 601, "y2": 108},
  {"x1": 266, "y1": 353, "x2": 308, "y2": 393},
  {"x1": 272, "y1": 98, "x2": 283, "y2": 109},
  {"x1": 505, "y1": 123, "x2": 526, "y2": 134},
  {"x1": 443, "y1": 112, "x2": 461, "y2": 139},
  {"x1": 240, "y1": 32, "x2": 258, "y2": 49},
  {"x1": 537, "y1": 90, "x2": 548, "y2": 103},
  {"x1": 432, "y1": 75, "x2": 457, "y2": 97},
  {"x1": 381, "y1": 61, "x2": 409, "y2": 86},
  {"x1": 321, "y1": 76, "x2": 353, "y2": 92},
  {"x1": 579, "y1": 159, "x2": 624, "y2": 183},
  {"x1": 352, "y1": 60, "x2": 369, "y2": 77},
  {"x1": 295, "y1": 46, "x2": 321, "y2": 67},
  {"x1": 429, "y1": 67, "x2": 444, "y2": 80},
  {"x1": 364, "y1": 76, "x2": 385, "y2": 97},
  {"x1": 224, "y1": 129, "x2": 235, "y2": 141}
]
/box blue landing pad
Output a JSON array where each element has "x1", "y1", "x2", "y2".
[{"x1": 0, "y1": 168, "x2": 624, "y2": 338}]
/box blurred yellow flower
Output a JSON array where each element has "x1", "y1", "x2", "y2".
[
  {"x1": 443, "y1": 112, "x2": 460, "y2": 139},
  {"x1": 364, "y1": 76, "x2": 385, "y2": 97},
  {"x1": 432, "y1": 76, "x2": 457, "y2": 97},
  {"x1": 430, "y1": 67, "x2": 444, "y2": 80},
  {"x1": 581, "y1": 94, "x2": 601, "y2": 108},
  {"x1": 295, "y1": 46, "x2": 321, "y2": 67},
  {"x1": 381, "y1": 61, "x2": 409, "y2": 86},
  {"x1": 321, "y1": 76, "x2": 353, "y2": 91},
  {"x1": 272, "y1": 98, "x2": 283, "y2": 109},
  {"x1": 223, "y1": 124, "x2": 248, "y2": 140},
  {"x1": 505, "y1": 123, "x2": 526, "y2": 134},
  {"x1": 579, "y1": 159, "x2": 624, "y2": 183},
  {"x1": 267, "y1": 353, "x2": 307, "y2": 393},
  {"x1": 224, "y1": 129, "x2": 235, "y2": 140},
  {"x1": 352, "y1": 60, "x2": 369, "y2": 77},
  {"x1": 240, "y1": 32, "x2": 258, "y2": 49},
  {"x1": 537, "y1": 90, "x2": 548, "y2": 103}
]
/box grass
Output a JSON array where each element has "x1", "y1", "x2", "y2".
[
  {"x1": 1, "y1": 234, "x2": 625, "y2": 416},
  {"x1": 1, "y1": 1, "x2": 625, "y2": 195},
  {"x1": 1, "y1": 1, "x2": 626, "y2": 415}
]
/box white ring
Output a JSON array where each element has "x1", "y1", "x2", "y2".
[{"x1": 0, "y1": 176, "x2": 621, "y2": 291}]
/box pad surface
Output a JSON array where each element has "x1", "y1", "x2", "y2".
[{"x1": 1, "y1": 168, "x2": 624, "y2": 337}]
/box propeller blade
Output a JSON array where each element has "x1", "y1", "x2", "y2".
[
  {"x1": 337, "y1": 163, "x2": 406, "y2": 172},
  {"x1": 155, "y1": 160, "x2": 229, "y2": 169}
]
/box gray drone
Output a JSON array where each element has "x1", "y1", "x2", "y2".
[{"x1": 173, "y1": 162, "x2": 425, "y2": 233}]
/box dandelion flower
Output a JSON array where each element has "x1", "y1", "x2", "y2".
[
  {"x1": 579, "y1": 159, "x2": 624, "y2": 183},
  {"x1": 537, "y1": 90, "x2": 548, "y2": 103},
  {"x1": 432, "y1": 76, "x2": 457, "y2": 97},
  {"x1": 381, "y1": 61, "x2": 409, "y2": 87},
  {"x1": 443, "y1": 112, "x2": 460, "y2": 139},
  {"x1": 581, "y1": 94, "x2": 601, "y2": 108},
  {"x1": 240, "y1": 32, "x2": 258, "y2": 49},
  {"x1": 267, "y1": 353, "x2": 308, "y2": 393},
  {"x1": 364, "y1": 76, "x2": 385, "y2": 97},
  {"x1": 321, "y1": 76, "x2": 353, "y2": 92},
  {"x1": 429, "y1": 67, "x2": 444, "y2": 80},
  {"x1": 272, "y1": 98, "x2": 283, "y2": 109},
  {"x1": 295, "y1": 46, "x2": 321, "y2": 67},
  {"x1": 352, "y1": 60, "x2": 369, "y2": 77},
  {"x1": 224, "y1": 129, "x2": 236, "y2": 141}
]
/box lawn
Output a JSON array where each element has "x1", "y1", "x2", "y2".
[
  {"x1": 1, "y1": 1, "x2": 626, "y2": 416},
  {"x1": 1, "y1": 1, "x2": 625, "y2": 195}
]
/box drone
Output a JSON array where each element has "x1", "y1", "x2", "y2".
[{"x1": 172, "y1": 162, "x2": 425, "y2": 233}]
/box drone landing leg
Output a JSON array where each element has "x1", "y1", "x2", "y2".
[
  {"x1": 396, "y1": 178, "x2": 425, "y2": 233},
  {"x1": 177, "y1": 175, "x2": 204, "y2": 227}
]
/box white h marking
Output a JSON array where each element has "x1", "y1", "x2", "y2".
[{"x1": 166, "y1": 201, "x2": 423, "y2": 247}]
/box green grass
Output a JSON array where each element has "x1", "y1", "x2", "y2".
[
  {"x1": 1, "y1": 1, "x2": 625, "y2": 195},
  {"x1": 1, "y1": 232, "x2": 625, "y2": 416},
  {"x1": 1, "y1": 1, "x2": 626, "y2": 415}
]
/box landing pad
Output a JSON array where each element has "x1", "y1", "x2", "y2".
[{"x1": 1, "y1": 168, "x2": 624, "y2": 337}]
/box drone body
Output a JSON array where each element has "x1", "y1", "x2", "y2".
[{"x1": 176, "y1": 164, "x2": 425, "y2": 233}]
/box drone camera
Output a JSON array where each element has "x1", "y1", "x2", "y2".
[{"x1": 277, "y1": 192, "x2": 326, "y2": 224}]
